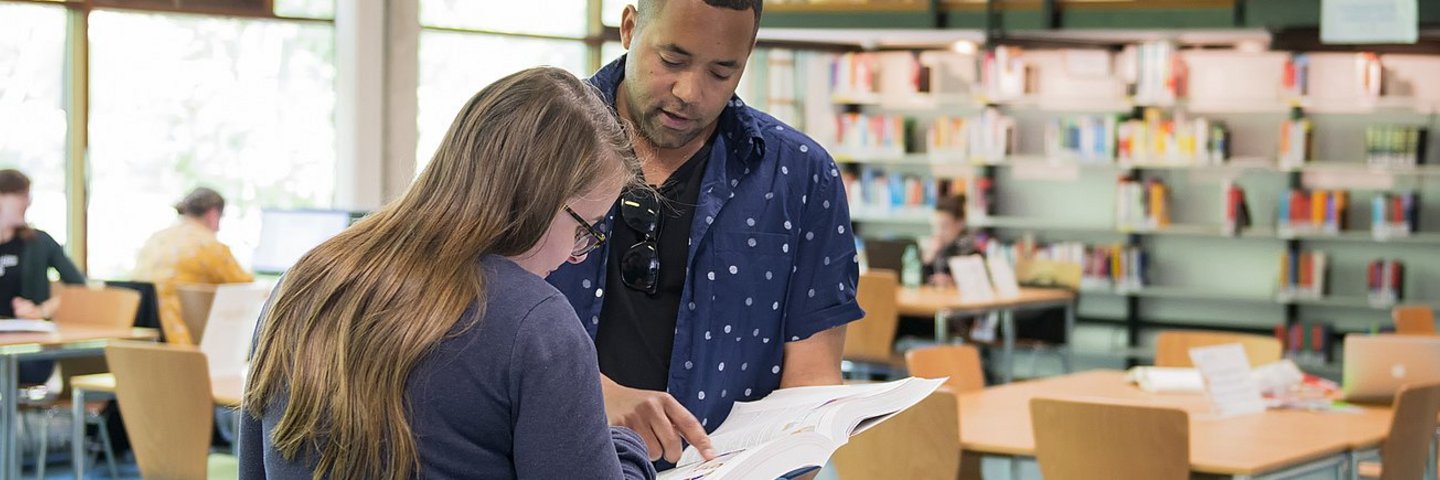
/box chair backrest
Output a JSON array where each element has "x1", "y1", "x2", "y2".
[
  {"x1": 1031, "y1": 398, "x2": 1189, "y2": 480},
  {"x1": 1393, "y1": 305, "x2": 1437, "y2": 336},
  {"x1": 1153, "y1": 330, "x2": 1282, "y2": 368},
  {"x1": 905, "y1": 344, "x2": 985, "y2": 393},
  {"x1": 177, "y1": 284, "x2": 218, "y2": 345},
  {"x1": 50, "y1": 284, "x2": 141, "y2": 328},
  {"x1": 843, "y1": 270, "x2": 900, "y2": 363},
  {"x1": 197, "y1": 283, "x2": 269, "y2": 378},
  {"x1": 1379, "y1": 382, "x2": 1440, "y2": 480},
  {"x1": 103, "y1": 280, "x2": 161, "y2": 331},
  {"x1": 832, "y1": 389, "x2": 960, "y2": 480},
  {"x1": 106, "y1": 342, "x2": 215, "y2": 479}
]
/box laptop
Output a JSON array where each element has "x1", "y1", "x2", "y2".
[
  {"x1": 1342, "y1": 334, "x2": 1440, "y2": 403},
  {"x1": 864, "y1": 238, "x2": 917, "y2": 274}
]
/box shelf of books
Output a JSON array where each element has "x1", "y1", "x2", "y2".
[{"x1": 775, "y1": 40, "x2": 1438, "y2": 358}]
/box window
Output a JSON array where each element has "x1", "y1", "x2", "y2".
[
  {"x1": 603, "y1": 0, "x2": 630, "y2": 27},
  {"x1": 87, "y1": 10, "x2": 337, "y2": 279},
  {"x1": 417, "y1": 33, "x2": 587, "y2": 170},
  {"x1": 0, "y1": 2, "x2": 70, "y2": 244},
  {"x1": 273, "y1": 0, "x2": 334, "y2": 19},
  {"x1": 420, "y1": 0, "x2": 588, "y2": 37},
  {"x1": 603, "y1": 40, "x2": 627, "y2": 66},
  {"x1": 415, "y1": 0, "x2": 597, "y2": 172}
]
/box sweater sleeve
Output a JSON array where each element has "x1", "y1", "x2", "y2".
[
  {"x1": 205, "y1": 242, "x2": 255, "y2": 284},
  {"x1": 40, "y1": 232, "x2": 86, "y2": 285},
  {"x1": 509, "y1": 294, "x2": 656, "y2": 480}
]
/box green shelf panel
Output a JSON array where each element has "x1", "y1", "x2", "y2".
[
  {"x1": 761, "y1": 10, "x2": 937, "y2": 29},
  {"x1": 1241, "y1": 0, "x2": 1320, "y2": 29},
  {"x1": 1061, "y1": 6, "x2": 1237, "y2": 30}
]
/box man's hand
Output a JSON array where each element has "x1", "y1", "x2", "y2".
[{"x1": 601, "y1": 375, "x2": 716, "y2": 463}]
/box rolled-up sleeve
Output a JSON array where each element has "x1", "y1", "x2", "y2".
[{"x1": 782, "y1": 146, "x2": 865, "y2": 342}]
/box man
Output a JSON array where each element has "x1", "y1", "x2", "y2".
[{"x1": 547, "y1": 0, "x2": 864, "y2": 469}]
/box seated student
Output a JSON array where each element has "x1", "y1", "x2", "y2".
[
  {"x1": 240, "y1": 67, "x2": 655, "y2": 479},
  {"x1": 132, "y1": 187, "x2": 254, "y2": 345},
  {"x1": 921, "y1": 194, "x2": 980, "y2": 286},
  {"x1": 0, "y1": 169, "x2": 86, "y2": 384}
]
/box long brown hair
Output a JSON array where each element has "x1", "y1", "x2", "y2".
[{"x1": 245, "y1": 67, "x2": 634, "y2": 479}]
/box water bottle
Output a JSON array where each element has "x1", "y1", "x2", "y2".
[{"x1": 901, "y1": 244, "x2": 922, "y2": 287}]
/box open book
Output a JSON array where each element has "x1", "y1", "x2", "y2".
[
  {"x1": 0, "y1": 319, "x2": 58, "y2": 334},
  {"x1": 658, "y1": 377, "x2": 945, "y2": 480}
]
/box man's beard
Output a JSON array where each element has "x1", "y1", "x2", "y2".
[{"x1": 636, "y1": 107, "x2": 703, "y2": 150}]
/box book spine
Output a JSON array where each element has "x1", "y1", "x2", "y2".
[
  {"x1": 1402, "y1": 192, "x2": 1417, "y2": 231},
  {"x1": 1388, "y1": 259, "x2": 1399, "y2": 296}
]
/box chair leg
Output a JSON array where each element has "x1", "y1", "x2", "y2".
[
  {"x1": 33, "y1": 413, "x2": 47, "y2": 480},
  {"x1": 96, "y1": 417, "x2": 119, "y2": 479}
]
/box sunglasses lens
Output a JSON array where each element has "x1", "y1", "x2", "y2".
[
  {"x1": 620, "y1": 190, "x2": 659, "y2": 236},
  {"x1": 620, "y1": 242, "x2": 660, "y2": 294}
]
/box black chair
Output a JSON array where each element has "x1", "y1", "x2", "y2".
[{"x1": 104, "y1": 280, "x2": 163, "y2": 341}]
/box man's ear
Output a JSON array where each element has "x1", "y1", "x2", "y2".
[{"x1": 620, "y1": 4, "x2": 639, "y2": 50}]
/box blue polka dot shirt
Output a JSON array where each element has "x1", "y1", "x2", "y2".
[{"x1": 548, "y1": 56, "x2": 865, "y2": 435}]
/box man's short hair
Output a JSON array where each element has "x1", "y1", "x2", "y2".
[{"x1": 637, "y1": 0, "x2": 763, "y2": 33}]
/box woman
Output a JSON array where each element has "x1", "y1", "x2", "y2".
[
  {"x1": 241, "y1": 67, "x2": 654, "y2": 479},
  {"x1": 921, "y1": 194, "x2": 979, "y2": 287},
  {"x1": 0, "y1": 169, "x2": 86, "y2": 383},
  {"x1": 133, "y1": 187, "x2": 253, "y2": 345}
]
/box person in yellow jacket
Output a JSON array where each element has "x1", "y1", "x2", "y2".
[{"x1": 133, "y1": 187, "x2": 253, "y2": 344}]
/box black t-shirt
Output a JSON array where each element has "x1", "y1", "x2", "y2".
[
  {"x1": 595, "y1": 137, "x2": 713, "y2": 391},
  {"x1": 0, "y1": 237, "x2": 23, "y2": 317}
]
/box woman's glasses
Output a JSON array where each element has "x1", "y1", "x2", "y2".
[{"x1": 564, "y1": 205, "x2": 606, "y2": 258}]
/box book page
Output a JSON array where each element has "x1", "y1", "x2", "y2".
[
  {"x1": 948, "y1": 255, "x2": 995, "y2": 302},
  {"x1": 675, "y1": 381, "x2": 910, "y2": 467},
  {"x1": 0, "y1": 319, "x2": 57, "y2": 333},
  {"x1": 1189, "y1": 343, "x2": 1267, "y2": 416},
  {"x1": 986, "y1": 256, "x2": 1022, "y2": 299},
  {"x1": 660, "y1": 431, "x2": 831, "y2": 480}
]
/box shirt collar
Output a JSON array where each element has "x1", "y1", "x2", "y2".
[{"x1": 588, "y1": 55, "x2": 766, "y2": 164}]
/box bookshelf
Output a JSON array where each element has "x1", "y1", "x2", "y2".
[{"x1": 754, "y1": 41, "x2": 1440, "y2": 368}]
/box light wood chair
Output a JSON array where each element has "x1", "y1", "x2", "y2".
[
  {"x1": 1030, "y1": 398, "x2": 1190, "y2": 480},
  {"x1": 1153, "y1": 330, "x2": 1282, "y2": 368},
  {"x1": 30, "y1": 285, "x2": 140, "y2": 477},
  {"x1": 177, "y1": 283, "x2": 219, "y2": 345},
  {"x1": 1394, "y1": 304, "x2": 1438, "y2": 336},
  {"x1": 1356, "y1": 382, "x2": 1440, "y2": 480},
  {"x1": 50, "y1": 284, "x2": 141, "y2": 328},
  {"x1": 106, "y1": 341, "x2": 238, "y2": 479},
  {"x1": 49, "y1": 284, "x2": 141, "y2": 386},
  {"x1": 905, "y1": 344, "x2": 985, "y2": 394},
  {"x1": 832, "y1": 389, "x2": 960, "y2": 480},
  {"x1": 843, "y1": 270, "x2": 902, "y2": 376}
]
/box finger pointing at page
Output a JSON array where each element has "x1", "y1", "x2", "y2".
[
  {"x1": 601, "y1": 376, "x2": 716, "y2": 463},
  {"x1": 663, "y1": 395, "x2": 715, "y2": 461}
]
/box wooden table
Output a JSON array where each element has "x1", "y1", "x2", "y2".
[
  {"x1": 68, "y1": 372, "x2": 244, "y2": 479},
  {"x1": 958, "y1": 370, "x2": 1394, "y2": 479},
  {"x1": 897, "y1": 286, "x2": 1077, "y2": 383},
  {"x1": 0, "y1": 325, "x2": 158, "y2": 480}
]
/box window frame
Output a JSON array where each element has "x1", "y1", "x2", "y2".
[
  {"x1": 1, "y1": 0, "x2": 338, "y2": 271},
  {"x1": 1, "y1": 0, "x2": 608, "y2": 273}
]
